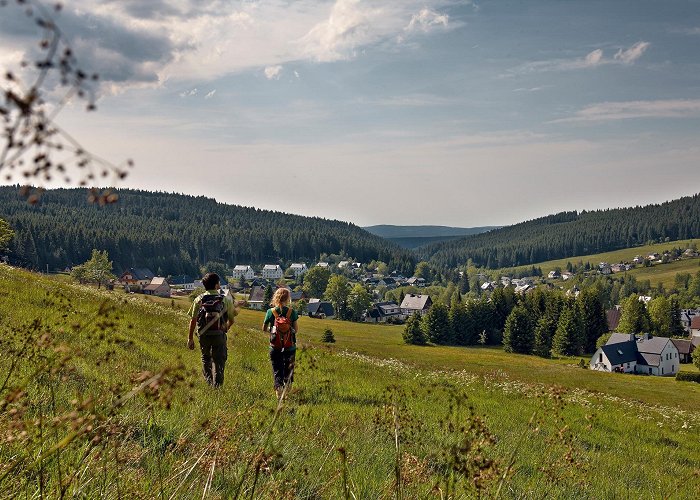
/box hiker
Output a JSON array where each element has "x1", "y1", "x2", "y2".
[
  {"x1": 262, "y1": 288, "x2": 299, "y2": 398},
  {"x1": 188, "y1": 273, "x2": 236, "y2": 387}
]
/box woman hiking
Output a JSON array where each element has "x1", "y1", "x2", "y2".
[{"x1": 262, "y1": 288, "x2": 299, "y2": 399}]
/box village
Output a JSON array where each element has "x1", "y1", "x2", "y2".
[{"x1": 114, "y1": 249, "x2": 700, "y2": 378}]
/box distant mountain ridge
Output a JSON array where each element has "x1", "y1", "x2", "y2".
[{"x1": 364, "y1": 225, "x2": 500, "y2": 239}]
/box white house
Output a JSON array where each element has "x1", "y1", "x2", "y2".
[
  {"x1": 590, "y1": 333, "x2": 680, "y2": 376},
  {"x1": 288, "y1": 263, "x2": 308, "y2": 278},
  {"x1": 316, "y1": 262, "x2": 330, "y2": 269},
  {"x1": 262, "y1": 264, "x2": 283, "y2": 280},
  {"x1": 232, "y1": 265, "x2": 255, "y2": 280},
  {"x1": 143, "y1": 277, "x2": 171, "y2": 298}
]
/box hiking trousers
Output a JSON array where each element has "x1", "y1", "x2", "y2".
[
  {"x1": 269, "y1": 349, "x2": 295, "y2": 390},
  {"x1": 199, "y1": 333, "x2": 227, "y2": 387}
]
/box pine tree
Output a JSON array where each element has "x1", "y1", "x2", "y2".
[
  {"x1": 262, "y1": 285, "x2": 273, "y2": 310},
  {"x1": 577, "y1": 288, "x2": 608, "y2": 353},
  {"x1": 533, "y1": 315, "x2": 556, "y2": 358},
  {"x1": 617, "y1": 295, "x2": 650, "y2": 334},
  {"x1": 422, "y1": 303, "x2": 453, "y2": 345},
  {"x1": 402, "y1": 312, "x2": 427, "y2": 345},
  {"x1": 502, "y1": 305, "x2": 533, "y2": 354},
  {"x1": 552, "y1": 306, "x2": 583, "y2": 356},
  {"x1": 449, "y1": 298, "x2": 472, "y2": 346},
  {"x1": 321, "y1": 328, "x2": 335, "y2": 343}
]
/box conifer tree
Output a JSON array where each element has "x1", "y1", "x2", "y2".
[
  {"x1": 0, "y1": 218, "x2": 13, "y2": 252},
  {"x1": 617, "y1": 295, "x2": 650, "y2": 334},
  {"x1": 402, "y1": 312, "x2": 427, "y2": 345},
  {"x1": 503, "y1": 305, "x2": 533, "y2": 354},
  {"x1": 577, "y1": 288, "x2": 608, "y2": 353},
  {"x1": 322, "y1": 328, "x2": 336, "y2": 343},
  {"x1": 422, "y1": 303, "x2": 453, "y2": 345},
  {"x1": 552, "y1": 306, "x2": 583, "y2": 356},
  {"x1": 449, "y1": 298, "x2": 472, "y2": 345},
  {"x1": 533, "y1": 315, "x2": 556, "y2": 358},
  {"x1": 262, "y1": 284, "x2": 273, "y2": 310}
]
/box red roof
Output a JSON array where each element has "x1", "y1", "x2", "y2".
[
  {"x1": 691, "y1": 315, "x2": 700, "y2": 330},
  {"x1": 606, "y1": 308, "x2": 622, "y2": 332}
]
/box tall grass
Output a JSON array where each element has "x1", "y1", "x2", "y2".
[{"x1": 0, "y1": 264, "x2": 699, "y2": 498}]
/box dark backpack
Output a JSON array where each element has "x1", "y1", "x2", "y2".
[
  {"x1": 270, "y1": 307, "x2": 295, "y2": 350},
  {"x1": 197, "y1": 294, "x2": 227, "y2": 334}
]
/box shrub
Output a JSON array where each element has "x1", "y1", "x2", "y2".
[
  {"x1": 675, "y1": 372, "x2": 700, "y2": 383},
  {"x1": 321, "y1": 328, "x2": 335, "y2": 343}
]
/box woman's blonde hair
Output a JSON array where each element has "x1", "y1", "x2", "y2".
[{"x1": 271, "y1": 287, "x2": 291, "y2": 308}]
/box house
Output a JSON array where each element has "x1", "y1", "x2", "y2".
[
  {"x1": 377, "y1": 277, "x2": 397, "y2": 289},
  {"x1": 262, "y1": 264, "x2": 283, "y2": 280},
  {"x1": 307, "y1": 301, "x2": 335, "y2": 319},
  {"x1": 561, "y1": 272, "x2": 573, "y2": 281},
  {"x1": 633, "y1": 255, "x2": 644, "y2": 264},
  {"x1": 143, "y1": 277, "x2": 171, "y2": 298},
  {"x1": 247, "y1": 285, "x2": 268, "y2": 310},
  {"x1": 400, "y1": 294, "x2": 432, "y2": 317},
  {"x1": 338, "y1": 260, "x2": 350, "y2": 269},
  {"x1": 670, "y1": 338, "x2": 696, "y2": 364},
  {"x1": 647, "y1": 253, "x2": 660, "y2": 261},
  {"x1": 316, "y1": 262, "x2": 330, "y2": 269},
  {"x1": 481, "y1": 281, "x2": 496, "y2": 292},
  {"x1": 590, "y1": 333, "x2": 680, "y2": 376},
  {"x1": 691, "y1": 316, "x2": 700, "y2": 338},
  {"x1": 119, "y1": 268, "x2": 155, "y2": 287},
  {"x1": 288, "y1": 263, "x2": 308, "y2": 278},
  {"x1": 232, "y1": 265, "x2": 255, "y2": 280},
  {"x1": 406, "y1": 277, "x2": 427, "y2": 288},
  {"x1": 683, "y1": 248, "x2": 698, "y2": 258},
  {"x1": 598, "y1": 263, "x2": 612, "y2": 275},
  {"x1": 680, "y1": 309, "x2": 700, "y2": 333},
  {"x1": 547, "y1": 270, "x2": 561, "y2": 279},
  {"x1": 365, "y1": 301, "x2": 403, "y2": 323},
  {"x1": 514, "y1": 283, "x2": 534, "y2": 294}
]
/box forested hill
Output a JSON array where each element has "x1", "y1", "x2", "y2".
[
  {"x1": 0, "y1": 187, "x2": 415, "y2": 275},
  {"x1": 421, "y1": 193, "x2": 700, "y2": 269}
]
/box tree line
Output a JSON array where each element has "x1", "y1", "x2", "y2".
[
  {"x1": 404, "y1": 284, "x2": 688, "y2": 357},
  {"x1": 421, "y1": 193, "x2": 700, "y2": 269},
  {"x1": 0, "y1": 187, "x2": 415, "y2": 276}
]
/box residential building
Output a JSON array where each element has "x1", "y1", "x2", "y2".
[
  {"x1": 590, "y1": 333, "x2": 680, "y2": 376},
  {"x1": 119, "y1": 268, "x2": 155, "y2": 287},
  {"x1": 691, "y1": 316, "x2": 700, "y2": 338},
  {"x1": 262, "y1": 264, "x2": 283, "y2": 280},
  {"x1": 400, "y1": 294, "x2": 433, "y2": 317},
  {"x1": 670, "y1": 338, "x2": 696, "y2": 364},
  {"x1": 316, "y1": 262, "x2": 330, "y2": 268},
  {"x1": 143, "y1": 277, "x2": 171, "y2": 298},
  {"x1": 365, "y1": 301, "x2": 403, "y2": 323},
  {"x1": 308, "y1": 301, "x2": 335, "y2": 319},
  {"x1": 288, "y1": 263, "x2": 308, "y2": 278},
  {"x1": 232, "y1": 265, "x2": 255, "y2": 280}
]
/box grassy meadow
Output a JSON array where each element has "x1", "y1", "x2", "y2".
[
  {"x1": 496, "y1": 238, "x2": 700, "y2": 288},
  {"x1": 1, "y1": 264, "x2": 699, "y2": 498}
]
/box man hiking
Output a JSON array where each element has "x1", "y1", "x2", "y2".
[{"x1": 188, "y1": 273, "x2": 236, "y2": 387}]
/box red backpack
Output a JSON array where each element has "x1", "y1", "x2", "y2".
[{"x1": 270, "y1": 307, "x2": 295, "y2": 350}]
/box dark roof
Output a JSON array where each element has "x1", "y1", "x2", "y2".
[
  {"x1": 122, "y1": 267, "x2": 154, "y2": 280},
  {"x1": 169, "y1": 275, "x2": 193, "y2": 285},
  {"x1": 606, "y1": 309, "x2": 622, "y2": 332},
  {"x1": 692, "y1": 337, "x2": 700, "y2": 348},
  {"x1": 307, "y1": 301, "x2": 335, "y2": 317},
  {"x1": 691, "y1": 316, "x2": 700, "y2": 329},
  {"x1": 670, "y1": 339, "x2": 693, "y2": 355},
  {"x1": 637, "y1": 352, "x2": 661, "y2": 367},
  {"x1": 249, "y1": 285, "x2": 266, "y2": 302},
  {"x1": 601, "y1": 342, "x2": 638, "y2": 365},
  {"x1": 290, "y1": 291, "x2": 304, "y2": 301},
  {"x1": 636, "y1": 336, "x2": 671, "y2": 355}
]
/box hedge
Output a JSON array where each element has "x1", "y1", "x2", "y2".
[{"x1": 675, "y1": 371, "x2": 700, "y2": 383}]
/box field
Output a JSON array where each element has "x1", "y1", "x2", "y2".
[
  {"x1": 501, "y1": 239, "x2": 699, "y2": 287},
  {"x1": 1, "y1": 264, "x2": 699, "y2": 498}
]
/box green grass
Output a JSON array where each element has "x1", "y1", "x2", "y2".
[
  {"x1": 498, "y1": 238, "x2": 699, "y2": 287},
  {"x1": 1, "y1": 264, "x2": 699, "y2": 498}
]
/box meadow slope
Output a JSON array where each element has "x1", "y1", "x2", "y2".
[{"x1": 1, "y1": 265, "x2": 699, "y2": 498}]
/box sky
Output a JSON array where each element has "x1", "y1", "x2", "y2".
[{"x1": 1, "y1": 0, "x2": 700, "y2": 227}]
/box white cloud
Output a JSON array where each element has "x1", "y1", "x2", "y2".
[
  {"x1": 508, "y1": 41, "x2": 650, "y2": 76},
  {"x1": 613, "y1": 41, "x2": 650, "y2": 64},
  {"x1": 405, "y1": 8, "x2": 449, "y2": 33},
  {"x1": 551, "y1": 99, "x2": 700, "y2": 123},
  {"x1": 294, "y1": 70, "x2": 300, "y2": 79},
  {"x1": 179, "y1": 88, "x2": 198, "y2": 98},
  {"x1": 264, "y1": 65, "x2": 283, "y2": 80},
  {"x1": 204, "y1": 90, "x2": 216, "y2": 99}
]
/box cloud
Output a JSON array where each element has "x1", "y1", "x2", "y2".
[
  {"x1": 294, "y1": 70, "x2": 300, "y2": 79},
  {"x1": 264, "y1": 65, "x2": 283, "y2": 80},
  {"x1": 613, "y1": 41, "x2": 650, "y2": 64},
  {"x1": 405, "y1": 8, "x2": 449, "y2": 33},
  {"x1": 508, "y1": 41, "x2": 650, "y2": 75},
  {"x1": 551, "y1": 99, "x2": 700, "y2": 123},
  {"x1": 179, "y1": 88, "x2": 198, "y2": 98},
  {"x1": 204, "y1": 90, "x2": 216, "y2": 99}
]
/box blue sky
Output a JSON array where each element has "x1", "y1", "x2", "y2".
[{"x1": 2, "y1": 0, "x2": 700, "y2": 226}]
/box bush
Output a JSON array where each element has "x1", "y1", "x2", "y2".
[
  {"x1": 675, "y1": 372, "x2": 700, "y2": 383},
  {"x1": 321, "y1": 328, "x2": 335, "y2": 343}
]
